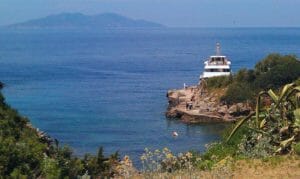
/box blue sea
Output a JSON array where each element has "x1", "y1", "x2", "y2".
[{"x1": 0, "y1": 28, "x2": 300, "y2": 165}]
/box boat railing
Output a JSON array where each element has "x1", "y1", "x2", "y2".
[{"x1": 207, "y1": 61, "x2": 229, "y2": 65}]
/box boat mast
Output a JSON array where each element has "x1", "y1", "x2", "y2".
[{"x1": 216, "y1": 42, "x2": 221, "y2": 55}]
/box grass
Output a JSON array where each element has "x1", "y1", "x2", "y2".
[{"x1": 135, "y1": 155, "x2": 300, "y2": 178}]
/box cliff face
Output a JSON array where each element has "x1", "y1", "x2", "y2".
[{"x1": 166, "y1": 83, "x2": 252, "y2": 123}]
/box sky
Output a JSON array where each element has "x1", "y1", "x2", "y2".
[{"x1": 1, "y1": 0, "x2": 300, "y2": 27}]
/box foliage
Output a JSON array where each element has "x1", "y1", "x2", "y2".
[
  {"x1": 114, "y1": 155, "x2": 136, "y2": 177},
  {"x1": 194, "y1": 123, "x2": 251, "y2": 170},
  {"x1": 207, "y1": 53, "x2": 300, "y2": 104},
  {"x1": 293, "y1": 142, "x2": 300, "y2": 155},
  {"x1": 235, "y1": 68, "x2": 256, "y2": 83},
  {"x1": 82, "y1": 148, "x2": 120, "y2": 177},
  {"x1": 295, "y1": 78, "x2": 300, "y2": 86},
  {"x1": 140, "y1": 148, "x2": 198, "y2": 173},
  {"x1": 206, "y1": 75, "x2": 233, "y2": 89},
  {"x1": 237, "y1": 132, "x2": 276, "y2": 158},
  {"x1": 0, "y1": 96, "x2": 45, "y2": 177},
  {"x1": 255, "y1": 54, "x2": 300, "y2": 90},
  {"x1": 227, "y1": 83, "x2": 300, "y2": 156},
  {"x1": 221, "y1": 82, "x2": 255, "y2": 104},
  {"x1": 41, "y1": 156, "x2": 61, "y2": 178}
]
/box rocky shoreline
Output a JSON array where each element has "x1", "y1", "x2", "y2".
[
  {"x1": 26, "y1": 122, "x2": 55, "y2": 147},
  {"x1": 166, "y1": 83, "x2": 252, "y2": 123}
]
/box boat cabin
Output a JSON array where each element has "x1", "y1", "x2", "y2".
[{"x1": 200, "y1": 43, "x2": 231, "y2": 79}]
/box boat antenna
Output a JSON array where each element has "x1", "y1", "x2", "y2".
[{"x1": 216, "y1": 42, "x2": 221, "y2": 55}]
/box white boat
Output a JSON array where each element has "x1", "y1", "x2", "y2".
[{"x1": 200, "y1": 43, "x2": 231, "y2": 79}]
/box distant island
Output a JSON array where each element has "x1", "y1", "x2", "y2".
[{"x1": 4, "y1": 12, "x2": 164, "y2": 29}]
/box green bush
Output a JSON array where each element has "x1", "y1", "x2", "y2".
[
  {"x1": 294, "y1": 142, "x2": 300, "y2": 155},
  {"x1": 206, "y1": 75, "x2": 233, "y2": 89},
  {"x1": 295, "y1": 78, "x2": 300, "y2": 86},
  {"x1": 41, "y1": 157, "x2": 61, "y2": 178},
  {"x1": 227, "y1": 83, "x2": 300, "y2": 156},
  {"x1": 255, "y1": 54, "x2": 299, "y2": 74},
  {"x1": 0, "y1": 100, "x2": 46, "y2": 177},
  {"x1": 197, "y1": 159, "x2": 214, "y2": 170},
  {"x1": 202, "y1": 53, "x2": 300, "y2": 104},
  {"x1": 235, "y1": 68, "x2": 256, "y2": 83},
  {"x1": 221, "y1": 82, "x2": 254, "y2": 104},
  {"x1": 254, "y1": 54, "x2": 300, "y2": 89},
  {"x1": 195, "y1": 123, "x2": 251, "y2": 170},
  {"x1": 218, "y1": 53, "x2": 300, "y2": 104}
]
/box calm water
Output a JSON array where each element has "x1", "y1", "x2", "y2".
[{"x1": 0, "y1": 28, "x2": 300, "y2": 165}]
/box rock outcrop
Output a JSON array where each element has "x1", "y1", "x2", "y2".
[{"x1": 166, "y1": 83, "x2": 252, "y2": 123}]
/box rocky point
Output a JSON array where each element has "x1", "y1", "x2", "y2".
[{"x1": 166, "y1": 82, "x2": 252, "y2": 123}]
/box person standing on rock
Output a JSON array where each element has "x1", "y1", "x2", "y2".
[{"x1": 189, "y1": 103, "x2": 193, "y2": 110}]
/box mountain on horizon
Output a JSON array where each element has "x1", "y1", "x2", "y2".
[{"x1": 6, "y1": 12, "x2": 164, "y2": 29}]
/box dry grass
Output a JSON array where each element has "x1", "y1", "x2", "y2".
[{"x1": 127, "y1": 156, "x2": 300, "y2": 179}]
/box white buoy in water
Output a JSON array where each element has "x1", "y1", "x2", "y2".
[{"x1": 172, "y1": 131, "x2": 178, "y2": 137}]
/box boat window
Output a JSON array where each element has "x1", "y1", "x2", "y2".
[
  {"x1": 205, "y1": 69, "x2": 230, "y2": 72},
  {"x1": 209, "y1": 57, "x2": 227, "y2": 65}
]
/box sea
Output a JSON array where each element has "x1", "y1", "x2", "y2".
[{"x1": 0, "y1": 28, "x2": 300, "y2": 165}]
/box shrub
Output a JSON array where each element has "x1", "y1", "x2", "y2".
[
  {"x1": 221, "y1": 82, "x2": 254, "y2": 104},
  {"x1": 41, "y1": 156, "x2": 61, "y2": 178},
  {"x1": 294, "y1": 143, "x2": 300, "y2": 156},
  {"x1": 235, "y1": 68, "x2": 256, "y2": 83},
  {"x1": 214, "y1": 53, "x2": 300, "y2": 103},
  {"x1": 295, "y1": 78, "x2": 300, "y2": 86},
  {"x1": 140, "y1": 148, "x2": 197, "y2": 173},
  {"x1": 227, "y1": 83, "x2": 300, "y2": 156},
  {"x1": 206, "y1": 75, "x2": 233, "y2": 89},
  {"x1": 254, "y1": 54, "x2": 300, "y2": 89}
]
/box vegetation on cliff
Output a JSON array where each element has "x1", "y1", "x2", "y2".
[{"x1": 206, "y1": 53, "x2": 300, "y2": 104}]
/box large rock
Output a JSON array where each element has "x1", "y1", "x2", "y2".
[
  {"x1": 178, "y1": 96, "x2": 188, "y2": 103},
  {"x1": 165, "y1": 108, "x2": 181, "y2": 118},
  {"x1": 228, "y1": 105, "x2": 238, "y2": 115},
  {"x1": 217, "y1": 105, "x2": 228, "y2": 115},
  {"x1": 181, "y1": 112, "x2": 224, "y2": 123},
  {"x1": 207, "y1": 102, "x2": 216, "y2": 108},
  {"x1": 210, "y1": 97, "x2": 217, "y2": 102},
  {"x1": 228, "y1": 103, "x2": 251, "y2": 116},
  {"x1": 236, "y1": 103, "x2": 244, "y2": 109},
  {"x1": 203, "y1": 97, "x2": 210, "y2": 102},
  {"x1": 166, "y1": 85, "x2": 252, "y2": 123}
]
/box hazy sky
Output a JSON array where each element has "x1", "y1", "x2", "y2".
[{"x1": 1, "y1": 0, "x2": 299, "y2": 27}]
